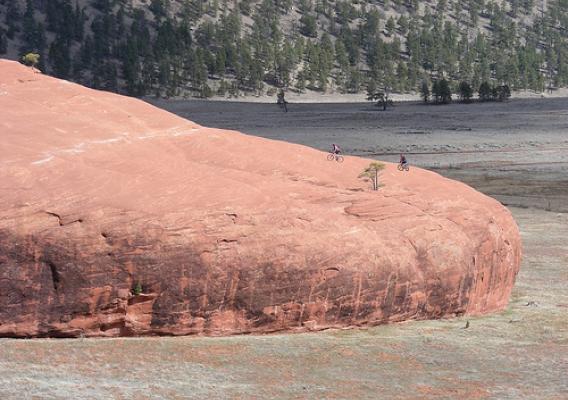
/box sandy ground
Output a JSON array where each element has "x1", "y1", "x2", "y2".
[{"x1": 1, "y1": 98, "x2": 566, "y2": 399}]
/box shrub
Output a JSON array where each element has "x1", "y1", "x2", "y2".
[
  {"x1": 133, "y1": 282, "x2": 143, "y2": 296},
  {"x1": 359, "y1": 162, "x2": 386, "y2": 190},
  {"x1": 21, "y1": 52, "x2": 40, "y2": 69}
]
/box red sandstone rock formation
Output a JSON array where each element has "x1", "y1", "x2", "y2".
[{"x1": 0, "y1": 60, "x2": 521, "y2": 337}]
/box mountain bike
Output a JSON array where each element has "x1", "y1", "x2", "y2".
[{"x1": 327, "y1": 153, "x2": 344, "y2": 163}]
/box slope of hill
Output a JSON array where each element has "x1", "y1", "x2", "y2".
[
  {"x1": 0, "y1": 60, "x2": 521, "y2": 337},
  {"x1": 0, "y1": 0, "x2": 566, "y2": 98}
]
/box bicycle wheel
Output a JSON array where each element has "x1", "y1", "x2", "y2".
[
  {"x1": 336, "y1": 155, "x2": 344, "y2": 163},
  {"x1": 404, "y1": 164, "x2": 409, "y2": 171},
  {"x1": 327, "y1": 153, "x2": 335, "y2": 161},
  {"x1": 397, "y1": 163, "x2": 403, "y2": 171}
]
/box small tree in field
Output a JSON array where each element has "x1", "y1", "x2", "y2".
[
  {"x1": 366, "y1": 79, "x2": 377, "y2": 100},
  {"x1": 432, "y1": 80, "x2": 440, "y2": 103},
  {"x1": 491, "y1": 85, "x2": 499, "y2": 101},
  {"x1": 21, "y1": 52, "x2": 40, "y2": 71},
  {"x1": 420, "y1": 80, "x2": 430, "y2": 103},
  {"x1": 497, "y1": 85, "x2": 511, "y2": 101},
  {"x1": 367, "y1": 85, "x2": 392, "y2": 111},
  {"x1": 438, "y1": 79, "x2": 452, "y2": 104},
  {"x1": 458, "y1": 81, "x2": 473, "y2": 102},
  {"x1": 359, "y1": 162, "x2": 386, "y2": 190},
  {"x1": 478, "y1": 81, "x2": 492, "y2": 101}
]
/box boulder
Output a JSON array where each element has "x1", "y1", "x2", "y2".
[{"x1": 0, "y1": 60, "x2": 521, "y2": 337}]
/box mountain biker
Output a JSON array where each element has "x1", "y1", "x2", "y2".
[
  {"x1": 399, "y1": 153, "x2": 408, "y2": 167},
  {"x1": 332, "y1": 143, "x2": 341, "y2": 154}
]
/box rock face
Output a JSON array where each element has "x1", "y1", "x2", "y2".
[{"x1": 0, "y1": 60, "x2": 522, "y2": 338}]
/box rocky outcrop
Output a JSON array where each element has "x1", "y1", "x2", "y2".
[{"x1": 0, "y1": 60, "x2": 521, "y2": 338}]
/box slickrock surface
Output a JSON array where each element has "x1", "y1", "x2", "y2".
[{"x1": 0, "y1": 60, "x2": 521, "y2": 338}]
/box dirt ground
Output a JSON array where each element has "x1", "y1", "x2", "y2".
[{"x1": 1, "y1": 99, "x2": 566, "y2": 399}]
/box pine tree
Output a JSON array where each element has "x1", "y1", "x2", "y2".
[
  {"x1": 49, "y1": 35, "x2": 71, "y2": 78},
  {"x1": 300, "y1": 14, "x2": 317, "y2": 38},
  {"x1": 432, "y1": 80, "x2": 440, "y2": 103},
  {"x1": 5, "y1": 2, "x2": 21, "y2": 40},
  {"x1": 479, "y1": 81, "x2": 492, "y2": 101},
  {"x1": 21, "y1": 0, "x2": 44, "y2": 53},
  {"x1": 458, "y1": 81, "x2": 473, "y2": 102},
  {"x1": 1, "y1": 0, "x2": 563, "y2": 100},
  {"x1": 438, "y1": 79, "x2": 452, "y2": 103},
  {"x1": 386, "y1": 17, "x2": 396, "y2": 36},
  {"x1": 0, "y1": 29, "x2": 7, "y2": 55},
  {"x1": 420, "y1": 80, "x2": 430, "y2": 103}
]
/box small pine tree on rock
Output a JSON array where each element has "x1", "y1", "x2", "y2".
[
  {"x1": 359, "y1": 162, "x2": 386, "y2": 190},
  {"x1": 21, "y1": 52, "x2": 40, "y2": 71}
]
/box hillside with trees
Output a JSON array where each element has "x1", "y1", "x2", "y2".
[{"x1": 1, "y1": 0, "x2": 567, "y2": 99}]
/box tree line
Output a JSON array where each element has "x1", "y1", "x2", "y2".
[
  {"x1": 2, "y1": 0, "x2": 568, "y2": 98},
  {"x1": 419, "y1": 79, "x2": 511, "y2": 104}
]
